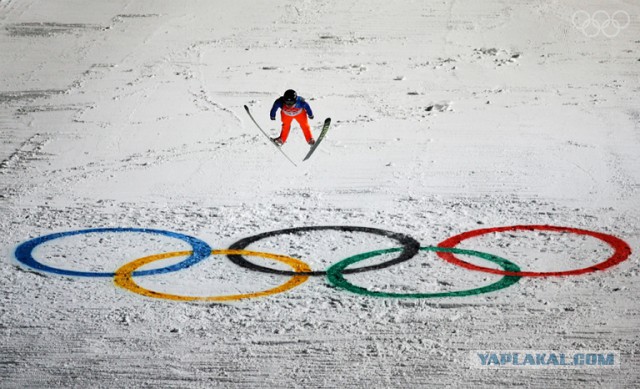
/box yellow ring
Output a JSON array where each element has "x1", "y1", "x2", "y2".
[{"x1": 114, "y1": 249, "x2": 311, "y2": 301}]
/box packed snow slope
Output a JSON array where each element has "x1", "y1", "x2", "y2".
[{"x1": 1, "y1": 0, "x2": 639, "y2": 387}]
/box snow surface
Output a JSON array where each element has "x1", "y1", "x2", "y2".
[{"x1": 1, "y1": 0, "x2": 640, "y2": 387}]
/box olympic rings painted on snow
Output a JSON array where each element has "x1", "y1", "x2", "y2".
[
  {"x1": 13, "y1": 224, "x2": 633, "y2": 302},
  {"x1": 327, "y1": 247, "x2": 521, "y2": 298},
  {"x1": 114, "y1": 249, "x2": 311, "y2": 302},
  {"x1": 571, "y1": 10, "x2": 630, "y2": 38},
  {"x1": 227, "y1": 225, "x2": 420, "y2": 276},
  {"x1": 436, "y1": 225, "x2": 632, "y2": 277},
  {"x1": 14, "y1": 228, "x2": 212, "y2": 278}
]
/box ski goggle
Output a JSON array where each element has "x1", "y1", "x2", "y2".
[{"x1": 284, "y1": 99, "x2": 295, "y2": 106}]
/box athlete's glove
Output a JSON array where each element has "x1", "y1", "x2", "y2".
[
  {"x1": 270, "y1": 117, "x2": 276, "y2": 120},
  {"x1": 309, "y1": 115, "x2": 314, "y2": 120}
]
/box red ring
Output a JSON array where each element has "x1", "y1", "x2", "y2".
[{"x1": 436, "y1": 225, "x2": 632, "y2": 277}]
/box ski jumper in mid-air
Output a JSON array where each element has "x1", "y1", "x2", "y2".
[{"x1": 270, "y1": 89, "x2": 315, "y2": 146}]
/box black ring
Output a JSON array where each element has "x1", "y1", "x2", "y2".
[{"x1": 226, "y1": 225, "x2": 421, "y2": 276}]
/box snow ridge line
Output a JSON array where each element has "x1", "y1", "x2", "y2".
[
  {"x1": 0, "y1": 133, "x2": 50, "y2": 174},
  {"x1": 3, "y1": 13, "x2": 161, "y2": 36}
]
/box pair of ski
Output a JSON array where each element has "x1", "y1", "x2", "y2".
[{"x1": 244, "y1": 105, "x2": 331, "y2": 166}]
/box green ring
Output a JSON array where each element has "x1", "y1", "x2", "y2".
[{"x1": 326, "y1": 246, "x2": 521, "y2": 298}]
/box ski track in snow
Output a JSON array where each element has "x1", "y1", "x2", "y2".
[{"x1": 1, "y1": 0, "x2": 639, "y2": 387}]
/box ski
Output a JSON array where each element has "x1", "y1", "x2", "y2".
[
  {"x1": 303, "y1": 117, "x2": 331, "y2": 161},
  {"x1": 244, "y1": 105, "x2": 297, "y2": 167}
]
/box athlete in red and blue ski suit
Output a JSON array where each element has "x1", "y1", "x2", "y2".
[{"x1": 270, "y1": 89, "x2": 315, "y2": 145}]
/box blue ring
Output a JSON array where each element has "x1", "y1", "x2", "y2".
[{"x1": 14, "y1": 228, "x2": 212, "y2": 277}]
